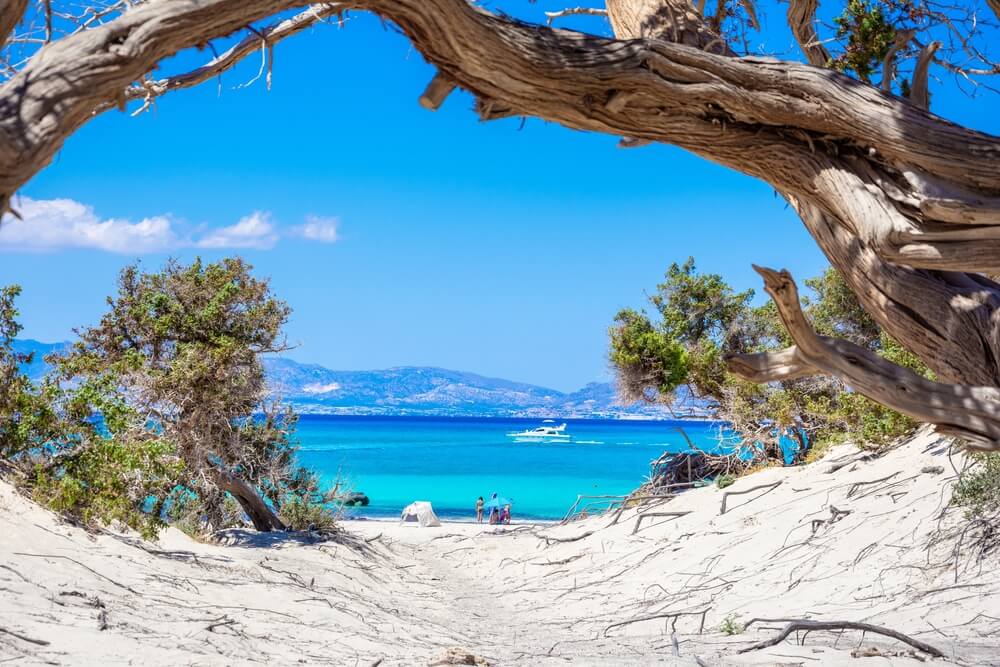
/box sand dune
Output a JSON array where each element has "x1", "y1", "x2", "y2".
[{"x1": 2, "y1": 428, "x2": 998, "y2": 665}]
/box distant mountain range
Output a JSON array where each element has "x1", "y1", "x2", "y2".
[{"x1": 12, "y1": 339, "x2": 713, "y2": 419}]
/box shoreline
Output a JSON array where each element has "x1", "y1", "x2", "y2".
[{"x1": 340, "y1": 515, "x2": 559, "y2": 526}]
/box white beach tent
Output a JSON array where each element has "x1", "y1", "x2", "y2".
[{"x1": 400, "y1": 501, "x2": 441, "y2": 527}]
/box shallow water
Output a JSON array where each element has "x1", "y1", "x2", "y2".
[{"x1": 295, "y1": 415, "x2": 731, "y2": 520}]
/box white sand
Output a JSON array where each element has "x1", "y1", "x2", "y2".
[{"x1": 2, "y1": 427, "x2": 998, "y2": 665}]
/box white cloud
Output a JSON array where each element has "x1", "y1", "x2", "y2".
[
  {"x1": 0, "y1": 197, "x2": 178, "y2": 253},
  {"x1": 294, "y1": 215, "x2": 340, "y2": 244},
  {"x1": 195, "y1": 211, "x2": 279, "y2": 250},
  {"x1": 0, "y1": 199, "x2": 287, "y2": 254}
]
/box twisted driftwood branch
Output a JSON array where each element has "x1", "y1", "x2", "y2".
[
  {"x1": 726, "y1": 266, "x2": 1000, "y2": 451},
  {"x1": 739, "y1": 619, "x2": 944, "y2": 657}
]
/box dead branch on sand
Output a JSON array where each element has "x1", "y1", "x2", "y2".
[
  {"x1": 720, "y1": 481, "x2": 782, "y2": 515},
  {"x1": 0, "y1": 626, "x2": 50, "y2": 646},
  {"x1": 603, "y1": 608, "x2": 711, "y2": 637},
  {"x1": 632, "y1": 512, "x2": 691, "y2": 535},
  {"x1": 739, "y1": 618, "x2": 944, "y2": 657}
]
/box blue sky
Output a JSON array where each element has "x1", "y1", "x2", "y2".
[{"x1": 2, "y1": 2, "x2": 998, "y2": 391}]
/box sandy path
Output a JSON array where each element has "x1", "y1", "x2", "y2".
[{"x1": 3, "y1": 428, "x2": 1000, "y2": 665}]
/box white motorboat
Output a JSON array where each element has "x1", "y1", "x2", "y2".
[{"x1": 507, "y1": 420, "x2": 572, "y2": 443}]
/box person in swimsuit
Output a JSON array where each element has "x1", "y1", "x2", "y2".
[{"x1": 475, "y1": 496, "x2": 484, "y2": 523}]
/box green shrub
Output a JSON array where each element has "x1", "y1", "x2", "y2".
[
  {"x1": 33, "y1": 437, "x2": 184, "y2": 540},
  {"x1": 952, "y1": 453, "x2": 1000, "y2": 519},
  {"x1": 715, "y1": 474, "x2": 737, "y2": 489},
  {"x1": 167, "y1": 492, "x2": 249, "y2": 537},
  {"x1": 278, "y1": 495, "x2": 337, "y2": 532},
  {"x1": 719, "y1": 614, "x2": 743, "y2": 635}
]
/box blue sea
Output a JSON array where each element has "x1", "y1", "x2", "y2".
[{"x1": 295, "y1": 416, "x2": 732, "y2": 521}]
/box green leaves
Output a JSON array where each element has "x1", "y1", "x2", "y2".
[
  {"x1": 609, "y1": 308, "x2": 690, "y2": 398},
  {"x1": 830, "y1": 0, "x2": 896, "y2": 81},
  {"x1": 0, "y1": 285, "x2": 61, "y2": 460},
  {"x1": 952, "y1": 453, "x2": 1000, "y2": 519},
  {"x1": 608, "y1": 260, "x2": 924, "y2": 462},
  {"x1": 33, "y1": 436, "x2": 184, "y2": 540}
]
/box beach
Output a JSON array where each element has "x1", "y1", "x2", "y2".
[{"x1": 2, "y1": 428, "x2": 998, "y2": 665}]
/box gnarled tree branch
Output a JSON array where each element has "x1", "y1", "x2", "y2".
[
  {"x1": 726, "y1": 266, "x2": 1000, "y2": 450},
  {"x1": 786, "y1": 0, "x2": 830, "y2": 67},
  {"x1": 124, "y1": 4, "x2": 342, "y2": 107},
  {"x1": 0, "y1": 0, "x2": 29, "y2": 49},
  {"x1": 881, "y1": 29, "x2": 915, "y2": 92},
  {"x1": 910, "y1": 40, "x2": 940, "y2": 110},
  {"x1": 0, "y1": 0, "x2": 312, "y2": 214},
  {"x1": 544, "y1": 7, "x2": 608, "y2": 25}
]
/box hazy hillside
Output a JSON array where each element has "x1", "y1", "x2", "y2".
[
  {"x1": 12, "y1": 340, "x2": 711, "y2": 418},
  {"x1": 263, "y1": 358, "x2": 710, "y2": 418}
]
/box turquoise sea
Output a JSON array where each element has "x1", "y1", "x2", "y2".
[{"x1": 295, "y1": 416, "x2": 731, "y2": 521}]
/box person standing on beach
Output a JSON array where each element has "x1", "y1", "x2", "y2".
[{"x1": 475, "y1": 496, "x2": 484, "y2": 523}]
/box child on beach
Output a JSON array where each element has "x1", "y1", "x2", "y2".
[{"x1": 475, "y1": 496, "x2": 484, "y2": 523}]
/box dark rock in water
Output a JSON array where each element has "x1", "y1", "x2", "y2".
[{"x1": 342, "y1": 492, "x2": 370, "y2": 507}]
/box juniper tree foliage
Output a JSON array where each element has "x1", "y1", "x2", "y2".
[
  {"x1": 0, "y1": 285, "x2": 59, "y2": 460},
  {"x1": 51, "y1": 258, "x2": 330, "y2": 533},
  {"x1": 610, "y1": 260, "x2": 930, "y2": 459}
]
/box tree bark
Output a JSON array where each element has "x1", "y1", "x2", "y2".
[
  {"x1": 210, "y1": 467, "x2": 286, "y2": 532},
  {"x1": 605, "y1": 0, "x2": 726, "y2": 51},
  {"x1": 786, "y1": 0, "x2": 830, "y2": 67},
  {"x1": 0, "y1": 0, "x2": 28, "y2": 48}
]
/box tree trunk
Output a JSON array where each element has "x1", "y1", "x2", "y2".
[{"x1": 210, "y1": 467, "x2": 286, "y2": 532}]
